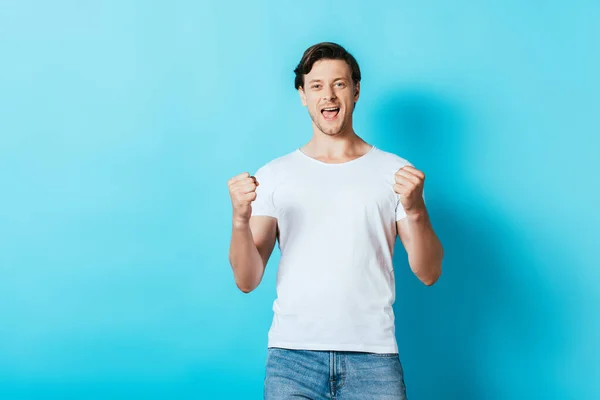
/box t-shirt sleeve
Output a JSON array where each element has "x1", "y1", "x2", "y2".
[
  {"x1": 250, "y1": 164, "x2": 277, "y2": 218},
  {"x1": 395, "y1": 195, "x2": 408, "y2": 221}
]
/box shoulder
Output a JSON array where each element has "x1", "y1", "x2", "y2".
[
  {"x1": 372, "y1": 147, "x2": 413, "y2": 171},
  {"x1": 254, "y1": 149, "x2": 298, "y2": 179},
  {"x1": 263, "y1": 150, "x2": 298, "y2": 170}
]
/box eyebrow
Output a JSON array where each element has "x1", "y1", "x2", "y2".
[{"x1": 308, "y1": 77, "x2": 348, "y2": 84}]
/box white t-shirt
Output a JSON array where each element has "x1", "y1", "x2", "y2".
[{"x1": 251, "y1": 145, "x2": 412, "y2": 354}]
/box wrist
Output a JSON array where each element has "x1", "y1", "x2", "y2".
[
  {"x1": 406, "y1": 203, "x2": 428, "y2": 221},
  {"x1": 232, "y1": 217, "x2": 250, "y2": 229}
]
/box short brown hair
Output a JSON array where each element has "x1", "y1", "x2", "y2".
[{"x1": 293, "y1": 42, "x2": 361, "y2": 90}]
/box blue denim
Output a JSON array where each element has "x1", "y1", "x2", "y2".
[{"x1": 264, "y1": 347, "x2": 407, "y2": 399}]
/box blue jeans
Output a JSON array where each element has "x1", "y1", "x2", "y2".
[{"x1": 264, "y1": 347, "x2": 407, "y2": 399}]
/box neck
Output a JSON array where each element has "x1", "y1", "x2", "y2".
[{"x1": 302, "y1": 125, "x2": 371, "y2": 160}]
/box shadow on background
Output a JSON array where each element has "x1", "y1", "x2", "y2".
[{"x1": 375, "y1": 88, "x2": 571, "y2": 399}]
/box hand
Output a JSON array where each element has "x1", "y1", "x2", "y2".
[
  {"x1": 228, "y1": 172, "x2": 259, "y2": 224},
  {"x1": 394, "y1": 165, "x2": 426, "y2": 214}
]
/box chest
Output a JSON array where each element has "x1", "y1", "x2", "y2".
[{"x1": 272, "y1": 169, "x2": 397, "y2": 222}]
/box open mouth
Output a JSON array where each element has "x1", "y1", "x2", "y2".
[{"x1": 321, "y1": 107, "x2": 340, "y2": 120}]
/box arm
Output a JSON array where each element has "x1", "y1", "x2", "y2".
[
  {"x1": 394, "y1": 165, "x2": 443, "y2": 286},
  {"x1": 397, "y1": 208, "x2": 443, "y2": 286},
  {"x1": 229, "y1": 216, "x2": 277, "y2": 293},
  {"x1": 227, "y1": 171, "x2": 278, "y2": 293}
]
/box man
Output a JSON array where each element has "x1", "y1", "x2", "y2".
[{"x1": 228, "y1": 42, "x2": 444, "y2": 399}]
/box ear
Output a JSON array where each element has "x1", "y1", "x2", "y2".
[
  {"x1": 299, "y1": 87, "x2": 307, "y2": 106},
  {"x1": 353, "y1": 81, "x2": 360, "y2": 103}
]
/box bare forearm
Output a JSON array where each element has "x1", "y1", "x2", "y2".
[
  {"x1": 404, "y1": 209, "x2": 443, "y2": 285},
  {"x1": 228, "y1": 220, "x2": 264, "y2": 293}
]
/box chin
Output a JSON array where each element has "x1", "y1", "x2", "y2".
[
  {"x1": 310, "y1": 112, "x2": 348, "y2": 135},
  {"x1": 317, "y1": 123, "x2": 342, "y2": 135},
  {"x1": 323, "y1": 130, "x2": 341, "y2": 136}
]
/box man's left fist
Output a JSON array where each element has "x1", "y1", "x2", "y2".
[{"x1": 394, "y1": 165, "x2": 426, "y2": 213}]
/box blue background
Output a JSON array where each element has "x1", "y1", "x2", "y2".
[{"x1": 1, "y1": 1, "x2": 598, "y2": 399}]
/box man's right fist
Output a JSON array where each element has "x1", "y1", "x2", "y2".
[{"x1": 228, "y1": 172, "x2": 259, "y2": 223}]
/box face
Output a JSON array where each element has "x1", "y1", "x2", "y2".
[{"x1": 299, "y1": 59, "x2": 360, "y2": 136}]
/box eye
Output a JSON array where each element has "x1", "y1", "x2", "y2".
[
  {"x1": 311, "y1": 84, "x2": 321, "y2": 89},
  {"x1": 335, "y1": 82, "x2": 346, "y2": 87}
]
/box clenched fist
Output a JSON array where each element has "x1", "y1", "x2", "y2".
[
  {"x1": 394, "y1": 165, "x2": 426, "y2": 214},
  {"x1": 228, "y1": 172, "x2": 259, "y2": 223}
]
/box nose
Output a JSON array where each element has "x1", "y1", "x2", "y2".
[{"x1": 322, "y1": 86, "x2": 336, "y2": 102}]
